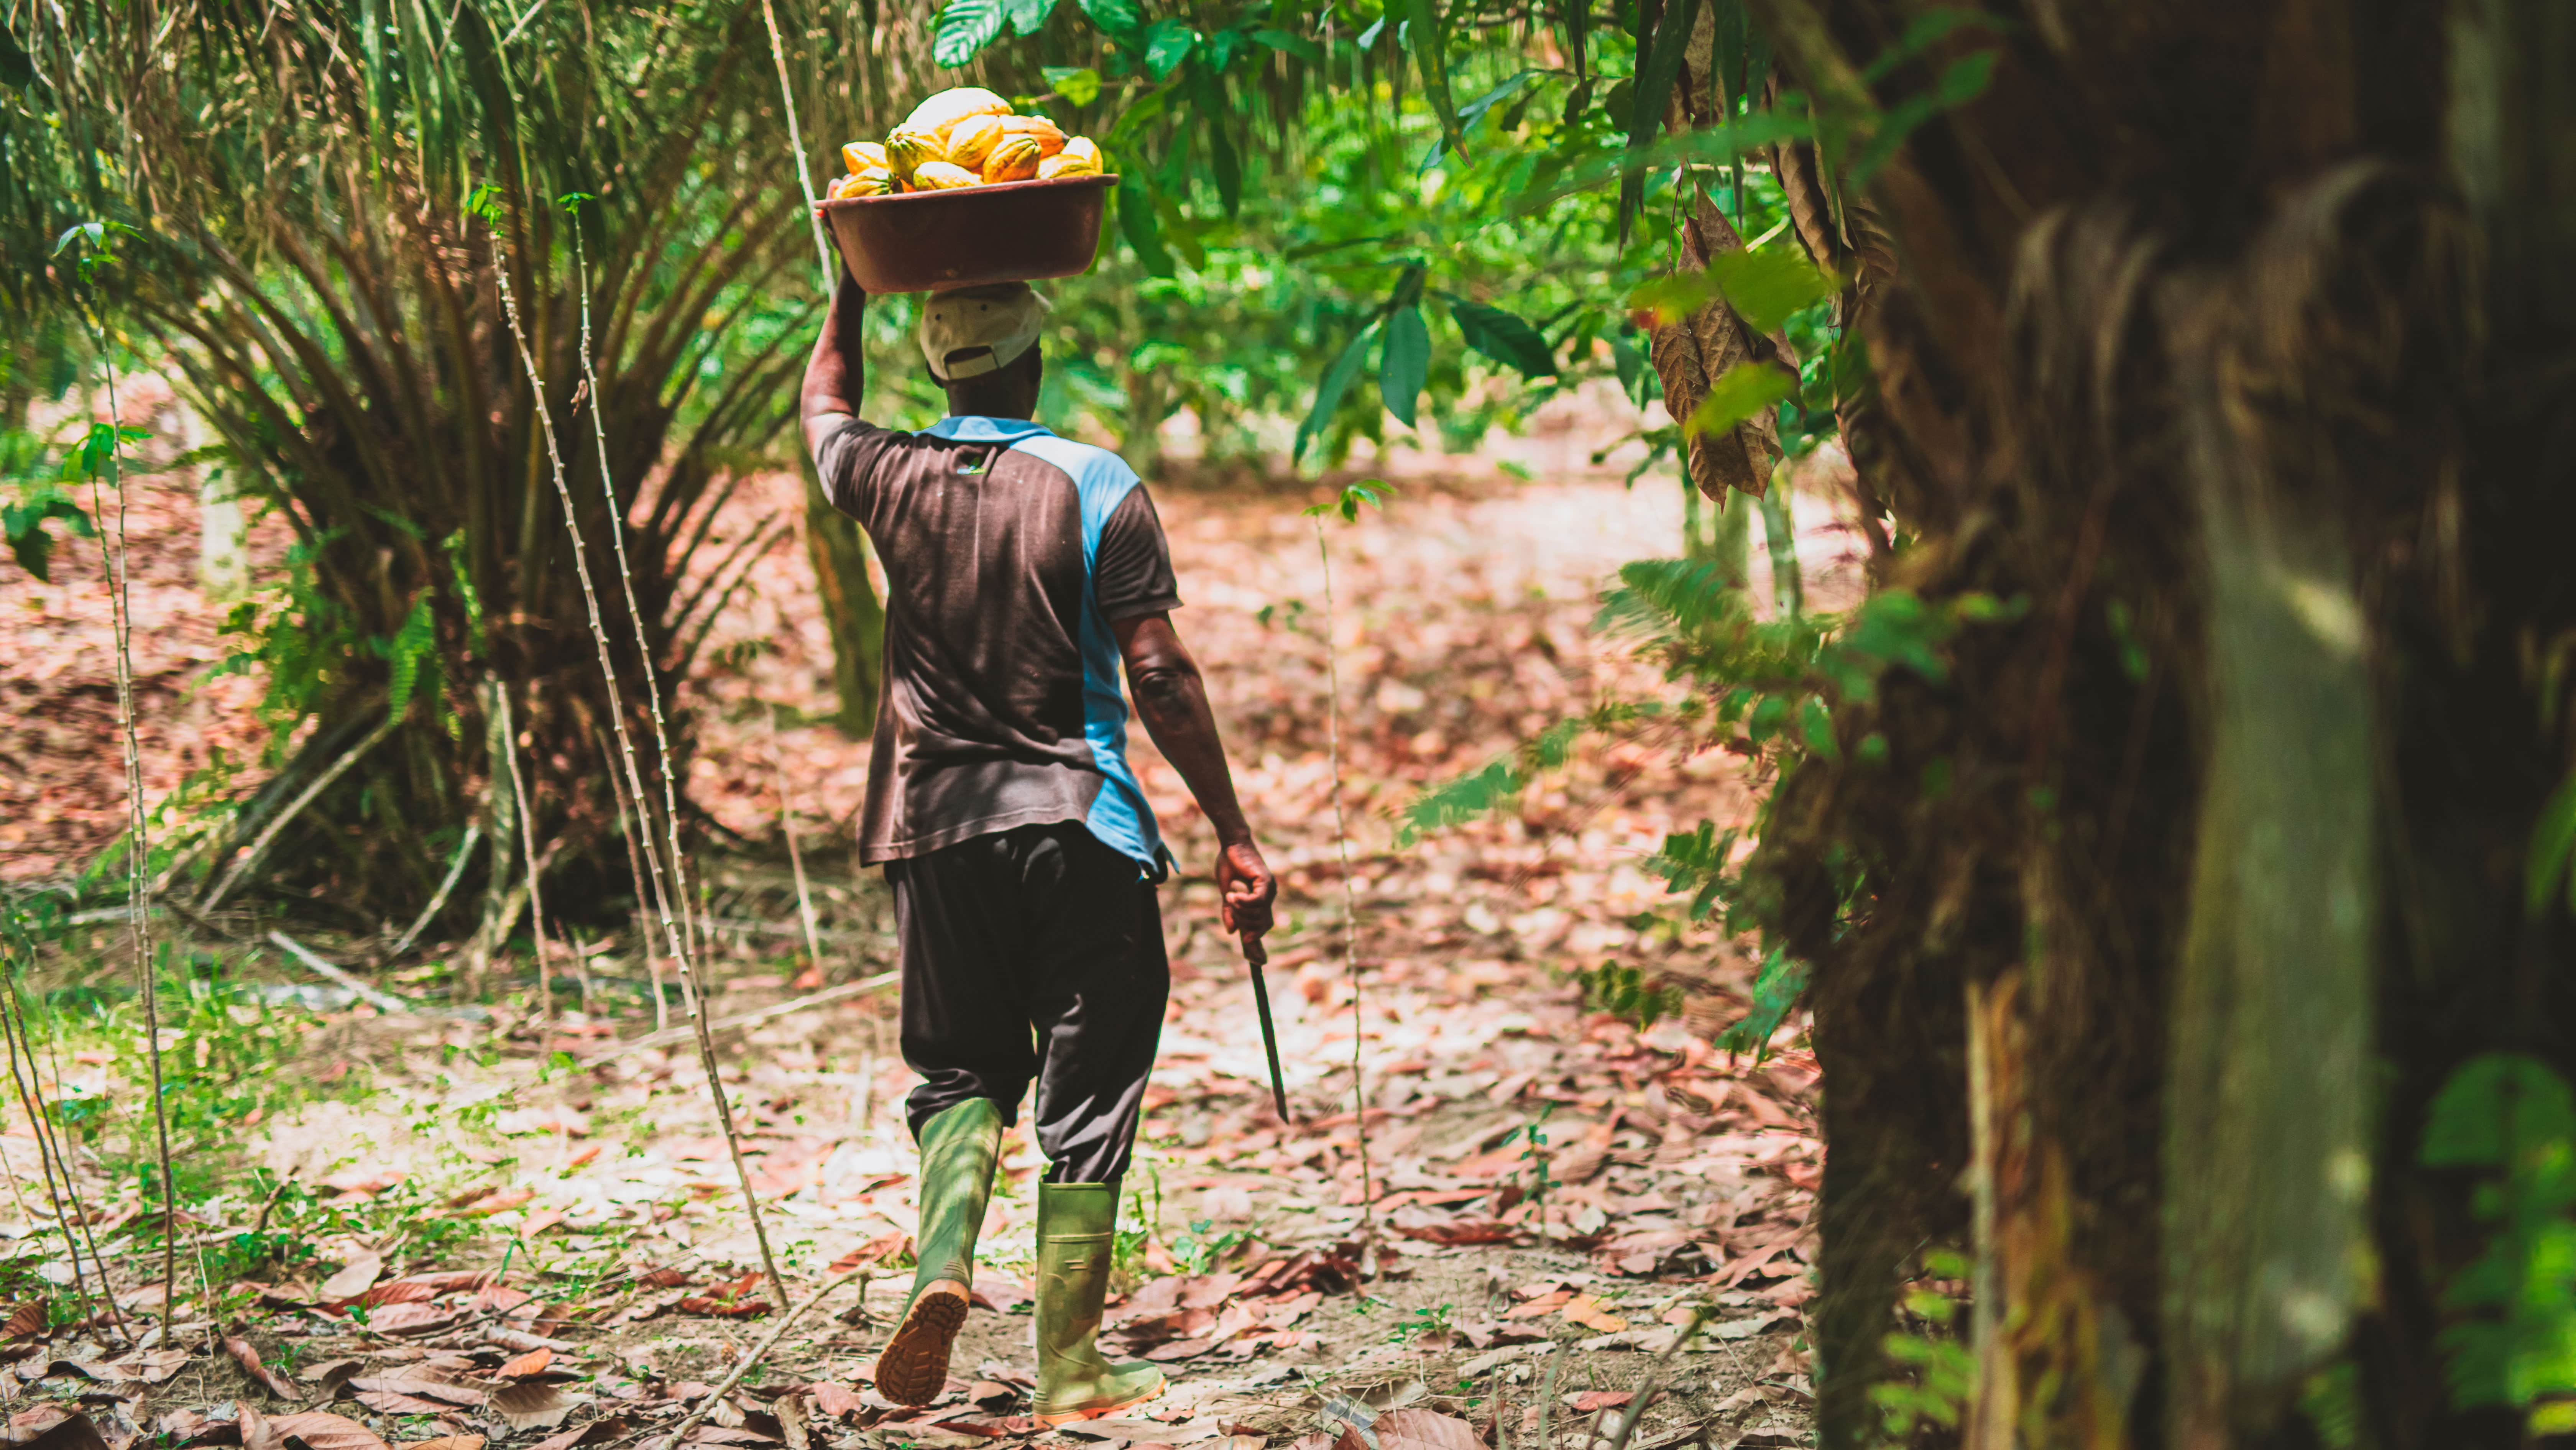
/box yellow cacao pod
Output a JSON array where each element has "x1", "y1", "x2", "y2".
[
  {"x1": 1000, "y1": 115, "x2": 1066, "y2": 157},
  {"x1": 842, "y1": 140, "x2": 888, "y2": 173},
  {"x1": 910, "y1": 161, "x2": 979, "y2": 190},
  {"x1": 885, "y1": 126, "x2": 947, "y2": 181},
  {"x1": 982, "y1": 135, "x2": 1044, "y2": 183},
  {"x1": 902, "y1": 87, "x2": 1012, "y2": 143},
  {"x1": 1059, "y1": 136, "x2": 1103, "y2": 171},
  {"x1": 829, "y1": 168, "x2": 894, "y2": 199},
  {"x1": 1035, "y1": 152, "x2": 1098, "y2": 180},
  {"x1": 945, "y1": 115, "x2": 1006, "y2": 172}
]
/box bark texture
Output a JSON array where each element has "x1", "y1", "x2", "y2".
[{"x1": 1729, "y1": 0, "x2": 2576, "y2": 1445}]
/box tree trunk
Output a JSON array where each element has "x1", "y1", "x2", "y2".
[{"x1": 1732, "y1": 0, "x2": 2576, "y2": 1445}]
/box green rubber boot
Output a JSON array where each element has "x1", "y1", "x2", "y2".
[
  {"x1": 1033, "y1": 1181, "x2": 1165, "y2": 1424},
  {"x1": 872, "y1": 1098, "x2": 1003, "y2": 1405}
]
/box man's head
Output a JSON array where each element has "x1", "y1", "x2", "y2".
[{"x1": 920, "y1": 282, "x2": 1047, "y2": 420}]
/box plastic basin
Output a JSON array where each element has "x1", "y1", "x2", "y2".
[{"x1": 821, "y1": 174, "x2": 1117, "y2": 294}]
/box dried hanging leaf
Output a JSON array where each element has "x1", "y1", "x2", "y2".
[
  {"x1": 316, "y1": 1255, "x2": 384, "y2": 1305},
  {"x1": 225, "y1": 1338, "x2": 301, "y2": 1401},
  {"x1": 498, "y1": 1349, "x2": 552, "y2": 1379},
  {"x1": 491, "y1": 1384, "x2": 583, "y2": 1432}
]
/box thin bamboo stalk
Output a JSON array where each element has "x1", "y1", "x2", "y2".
[
  {"x1": 79, "y1": 317, "x2": 181, "y2": 1328},
  {"x1": 490, "y1": 230, "x2": 790, "y2": 1312}
]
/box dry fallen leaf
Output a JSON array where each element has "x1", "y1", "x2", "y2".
[
  {"x1": 398, "y1": 1439, "x2": 485, "y2": 1450},
  {"x1": 18, "y1": 1409, "x2": 107, "y2": 1450},
  {"x1": 1, "y1": 1305, "x2": 43, "y2": 1341},
  {"x1": 225, "y1": 1337, "x2": 301, "y2": 1401},
  {"x1": 491, "y1": 1384, "x2": 583, "y2": 1432},
  {"x1": 360, "y1": 1303, "x2": 457, "y2": 1336},
  {"x1": 524, "y1": 1419, "x2": 626, "y2": 1450},
  {"x1": 808, "y1": 1386, "x2": 864, "y2": 1422},
  {"x1": 348, "y1": 1371, "x2": 485, "y2": 1409},
  {"x1": 316, "y1": 1254, "x2": 384, "y2": 1305},
  {"x1": 498, "y1": 1349, "x2": 552, "y2": 1379},
  {"x1": 1557, "y1": 1295, "x2": 1628, "y2": 1333},
  {"x1": 266, "y1": 1411, "x2": 392, "y2": 1450}
]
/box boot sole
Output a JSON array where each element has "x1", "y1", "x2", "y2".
[
  {"x1": 872, "y1": 1281, "x2": 969, "y2": 1406},
  {"x1": 1033, "y1": 1376, "x2": 1166, "y2": 1426}
]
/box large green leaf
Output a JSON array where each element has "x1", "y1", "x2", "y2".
[
  {"x1": 1441, "y1": 294, "x2": 1558, "y2": 378},
  {"x1": 1380, "y1": 303, "x2": 1430, "y2": 426},
  {"x1": 1296, "y1": 320, "x2": 1382, "y2": 465},
  {"x1": 1000, "y1": 0, "x2": 1055, "y2": 36},
  {"x1": 3, "y1": 491, "x2": 94, "y2": 582},
  {"x1": 1076, "y1": 0, "x2": 1143, "y2": 42},
  {"x1": 1116, "y1": 169, "x2": 1176, "y2": 276},
  {"x1": 1622, "y1": 0, "x2": 1702, "y2": 241},
  {"x1": 1043, "y1": 66, "x2": 1102, "y2": 106},
  {"x1": 1143, "y1": 18, "x2": 1196, "y2": 79},
  {"x1": 933, "y1": 0, "x2": 1005, "y2": 66}
]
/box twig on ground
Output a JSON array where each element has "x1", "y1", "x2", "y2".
[
  {"x1": 266, "y1": 931, "x2": 418, "y2": 1015},
  {"x1": 647, "y1": 1267, "x2": 866, "y2": 1450},
  {"x1": 202, "y1": 709, "x2": 401, "y2": 912},
  {"x1": 391, "y1": 823, "x2": 483, "y2": 958},
  {"x1": 585, "y1": 972, "x2": 897, "y2": 1064},
  {"x1": 1602, "y1": 1309, "x2": 1712, "y2": 1450}
]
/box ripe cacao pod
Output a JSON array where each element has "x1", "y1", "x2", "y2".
[
  {"x1": 910, "y1": 161, "x2": 979, "y2": 190},
  {"x1": 945, "y1": 115, "x2": 1006, "y2": 172},
  {"x1": 981, "y1": 135, "x2": 1044, "y2": 183},
  {"x1": 829, "y1": 168, "x2": 894, "y2": 199},
  {"x1": 842, "y1": 140, "x2": 888, "y2": 173},
  {"x1": 901, "y1": 87, "x2": 1012, "y2": 143},
  {"x1": 1058, "y1": 136, "x2": 1103, "y2": 171},
  {"x1": 1000, "y1": 115, "x2": 1066, "y2": 157},
  {"x1": 884, "y1": 125, "x2": 944, "y2": 181}
]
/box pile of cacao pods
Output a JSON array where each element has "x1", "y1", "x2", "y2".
[{"x1": 828, "y1": 87, "x2": 1105, "y2": 197}]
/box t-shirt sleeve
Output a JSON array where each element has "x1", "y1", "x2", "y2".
[
  {"x1": 1094, "y1": 484, "x2": 1184, "y2": 622},
  {"x1": 811, "y1": 414, "x2": 905, "y2": 522}
]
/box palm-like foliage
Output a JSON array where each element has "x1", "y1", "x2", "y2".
[{"x1": 3, "y1": 0, "x2": 934, "y2": 925}]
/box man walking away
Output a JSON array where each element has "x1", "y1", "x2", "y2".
[{"x1": 799, "y1": 273, "x2": 1276, "y2": 1422}]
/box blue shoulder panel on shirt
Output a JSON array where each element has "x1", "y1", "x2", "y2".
[
  {"x1": 996, "y1": 429, "x2": 1166, "y2": 879},
  {"x1": 924, "y1": 415, "x2": 1055, "y2": 445}
]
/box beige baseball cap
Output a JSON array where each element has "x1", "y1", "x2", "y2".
[{"x1": 918, "y1": 282, "x2": 1050, "y2": 382}]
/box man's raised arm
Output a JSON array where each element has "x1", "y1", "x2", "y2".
[
  {"x1": 1112, "y1": 613, "x2": 1277, "y2": 947},
  {"x1": 800, "y1": 273, "x2": 868, "y2": 460}
]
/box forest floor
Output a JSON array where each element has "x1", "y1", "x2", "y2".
[{"x1": 0, "y1": 392, "x2": 1868, "y2": 1450}]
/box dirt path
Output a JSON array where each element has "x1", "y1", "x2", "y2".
[{"x1": 1, "y1": 427, "x2": 1853, "y2": 1449}]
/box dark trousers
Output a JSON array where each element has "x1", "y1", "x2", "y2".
[{"x1": 886, "y1": 821, "x2": 1169, "y2": 1185}]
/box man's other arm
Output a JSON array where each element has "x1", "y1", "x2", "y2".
[
  {"x1": 1112, "y1": 613, "x2": 1278, "y2": 948},
  {"x1": 800, "y1": 273, "x2": 868, "y2": 460}
]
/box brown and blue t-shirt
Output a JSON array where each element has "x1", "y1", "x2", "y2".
[{"x1": 812, "y1": 414, "x2": 1180, "y2": 872}]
